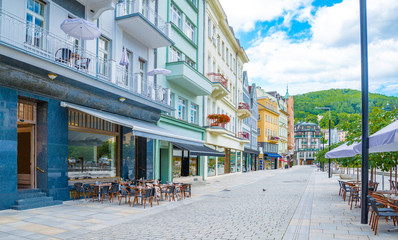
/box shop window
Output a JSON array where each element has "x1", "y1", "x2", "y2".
[
  {"x1": 189, "y1": 155, "x2": 198, "y2": 176},
  {"x1": 172, "y1": 149, "x2": 182, "y2": 178},
  {"x1": 68, "y1": 110, "x2": 119, "y2": 180},
  {"x1": 208, "y1": 156, "x2": 216, "y2": 177},
  {"x1": 217, "y1": 156, "x2": 224, "y2": 175},
  {"x1": 68, "y1": 131, "x2": 117, "y2": 180},
  {"x1": 237, "y1": 152, "x2": 241, "y2": 172},
  {"x1": 230, "y1": 151, "x2": 236, "y2": 173}
]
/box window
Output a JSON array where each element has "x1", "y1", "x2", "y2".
[
  {"x1": 169, "y1": 47, "x2": 181, "y2": 62},
  {"x1": 225, "y1": 48, "x2": 229, "y2": 65},
  {"x1": 190, "y1": 0, "x2": 197, "y2": 7},
  {"x1": 67, "y1": 110, "x2": 118, "y2": 180},
  {"x1": 257, "y1": 128, "x2": 260, "y2": 135},
  {"x1": 233, "y1": 58, "x2": 236, "y2": 72},
  {"x1": 212, "y1": 26, "x2": 216, "y2": 43},
  {"x1": 139, "y1": 59, "x2": 146, "y2": 92},
  {"x1": 213, "y1": 61, "x2": 216, "y2": 73},
  {"x1": 98, "y1": 36, "x2": 110, "y2": 77},
  {"x1": 26, "y1": 0, "x2": 45, "y2": 48},
  {"x1": 169, "y1": 93, "x2": 175, "y2": 116},
  {"x1": 190, "y1": 103, "x2": 198, "y2": 124},
  {"x1": 208, "y1": 19, "x2": 212, "y2": 38},
  {"x1": 207, "y1": 56, "x2": 211, "y2": 73},
  {"x1": 185, "y1": 19, "x2": 195, "y2": 41},
  {"x1": 185, "y1": 57, "x2": 196, "y2": 68},
  {"x1": 217, "y1": 35, "x2": 220, "y2": 53},
  {"x1": 230, "y1": 53, "x2": 233, "y2": 67},
  {"x1": 222, "y1": 41, "x2": 225, "y2": 59},
  {"x1": 178, "y1": 97, "x2": 187, "y2": 120},
  {"x1": 171, "y1": 4, "x2": 182, "y2": 28}
]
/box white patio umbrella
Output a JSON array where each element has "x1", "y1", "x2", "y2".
[
  {"x1": 147, "y1": 68, "x2": 172, "y2": 76},
  {"x1": 60, "y1": 18, "x2": 101, "y2": 40},
  {"x1": 353, "y1": 119, "x2": 398, "y2": 153},
  {"x1": 325, "y1": 142, "x2": 358, "y2": 159},
  {"x1": 120, "y1": 47, "x2": 130, "y2": 66}
]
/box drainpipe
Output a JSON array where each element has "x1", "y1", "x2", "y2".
[
  {"x1": 202, "y1": 0, "x2": 206, "y2": 127},
  {"x1": 202, "y1": 0, "x2": 206, "y2": 181},
  {"x1": 154, "y1": 0, "x2": 158, "y2": 88}
]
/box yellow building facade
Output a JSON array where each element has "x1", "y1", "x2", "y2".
[{"x1": 256, "y1": 88, "x2": 280, "y2": 169}]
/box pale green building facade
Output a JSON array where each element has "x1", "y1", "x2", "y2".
[{"x1": 155, "y1": 0, "x2": 216, "y2": 182}]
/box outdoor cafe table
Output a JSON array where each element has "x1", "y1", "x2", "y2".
[{"x1": 90, "y1": 183, "x2": 112, "y2": 201}]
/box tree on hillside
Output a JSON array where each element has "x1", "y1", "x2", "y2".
[
  {"x1": 305, "y1": 114, "x2": 318, "y2": 124},
  {"x1": 318, "y1": 111, "x2": 338, "y2": 129}
]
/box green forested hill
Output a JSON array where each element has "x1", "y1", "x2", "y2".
[{"x1": 294, "y1": 89, "x2": 398, "y2": 125}]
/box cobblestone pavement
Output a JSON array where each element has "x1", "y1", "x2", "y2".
[
  {"x1": 309, "y1": 171, "x2": 398, "y2": 240},
  {"x1": 75, "y1": 167, "x2": 314, "y2": 240}
]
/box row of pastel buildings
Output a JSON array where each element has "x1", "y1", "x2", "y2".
[{"x1": 0, "y1": 0, "x2": 294, "y2": 210}]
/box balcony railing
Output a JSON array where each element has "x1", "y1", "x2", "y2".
[
  {"x1": 0, "y1": 8, "x2": 170, "y2": 106},
  {"x1": 238, "y1": 102, "x2": 250, "y2": 111},
  {"x1": 238, "y1": 132, "x2": 250, "y2": 140},
  {"x1": 115, "y1": 0, "x2": 169, "y2": 37},
  {"x1": 270, "y1": 136, "x2": 279, "y2": 141},
  {"x1": 207, "y1": 73, "x2": 228, "y2": 89},
  {"x1": 207, "y1": 114, "x2": 230, "y2": 128}
]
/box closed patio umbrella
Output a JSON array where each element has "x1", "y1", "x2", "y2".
[{"x1": 120, "y1": 47, "x2": 130, "y2": 66}]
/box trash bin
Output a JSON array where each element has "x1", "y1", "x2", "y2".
[{"x1": 285, "y1": 165, "x2": 288, "y2": 169}]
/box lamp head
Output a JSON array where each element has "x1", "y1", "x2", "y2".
[
  {"x1": 119, "y1": 97, "x2": 126, "y2": 102},
  {"x1": 48, "y1": 73, "x2": 57, "y2": 80}
]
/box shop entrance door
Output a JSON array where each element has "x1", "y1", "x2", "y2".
[
  {"x1": 17, "y1": 100, "x2": 37, "y2": 189},
  {"x1": 17, "y1": 125, "x2": 36, "y2": 189}
]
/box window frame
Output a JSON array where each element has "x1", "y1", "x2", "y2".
[
  {"x1": 170, "y1": 4, "x2": 182, "y2": 28},
  {"x1": 178, "y1": 97, "x2": 187, "y2": 121}
]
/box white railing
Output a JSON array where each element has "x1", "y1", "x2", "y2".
[
  {"x1": 114, "y1": 66, "x2": 170, "y2": 105},
  {"x1": 115, "y1": 0, "x2": 170, "y2": 37},
  {"x1": 0, "y1": 9, "x2": 110, "y2": 80},
  {"x1": 0, "y1": 8, "x2": 171, "y2": 106}
]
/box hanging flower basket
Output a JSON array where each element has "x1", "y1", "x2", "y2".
[{"x1": 207, "y1": 114, "x2": 230, "y2": 127}]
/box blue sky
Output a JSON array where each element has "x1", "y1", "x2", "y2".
[{"x1": 220, "y1": 0, "x2": 398, "y2": 97}]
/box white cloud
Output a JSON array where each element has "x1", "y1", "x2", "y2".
[
  {"x1": 220, "y1": 0, "x2": 398, "y2": 97},
  {"x1": 219, "y1": 0, "x2": 314, "y2": 32}
]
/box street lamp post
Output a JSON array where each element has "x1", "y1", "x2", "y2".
[{"x1": 315, "y1": 106, "x2": 332, "y2": 178}]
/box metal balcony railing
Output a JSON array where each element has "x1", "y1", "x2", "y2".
[
  {"x1": 238, "y1": 102, "x2": 250, "y2": 111},
  {"x1": 115, "y1": 0, "x2": 170, "y2": 37},
  {"x1": 269, "y1": 136, "x2": 279, "y2": 141},
  {"x1": 0, "y1": 8, "x2": 170, "y2": 106},
  {"x1": 207, "y1": 73, "x2": 228, "y2": 89},
  {"x1": 0, "y1": 9, "x2": 111, "y2": 79}
]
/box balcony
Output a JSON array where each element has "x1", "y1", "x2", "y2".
[
  {"x1": 238, "y1": 132, "x2": 250, "y2": 140},
  {"x1": 115, "y1": 0, "x2": 173, "y2": 48},
  {"x1": 268, "y1": 136, "x2": 279, "y2": 143},
  {"x1": 114, "y1": 68, "x2": 170, "y2": 105},
  {"x1": 206, "y1": 114, "x2": 229, "y2": 135},
  {"x1": 207, "y1": 73, "x2": 229, "y2": 99},
  {"x1": 295, "y1": 135, "x2": 306, "y2": 138},
  {"x1": 166, "y1": 62, "x2": 212, "y2": 96},
  {"x1": 79, "y1": 0, "x2": 113, "y2": 19},
  {"x1": 237, "y1": 102, "x2": 251, "y2": 119},
  {"x1": 0, "y1": 9, "x2": 170, "y2": 107}
]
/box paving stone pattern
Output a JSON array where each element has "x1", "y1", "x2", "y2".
[{"x1": 75, "y1": 167, "x2": 314, "y2": 240}]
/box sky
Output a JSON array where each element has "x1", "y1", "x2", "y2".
[{"x1": 219, "y1": 0, "x2": 398, "y2": 97}]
